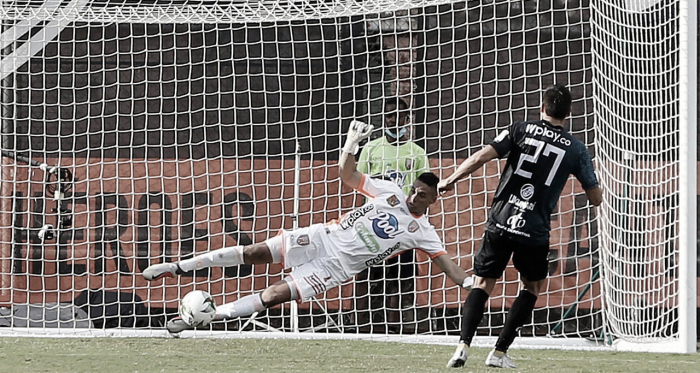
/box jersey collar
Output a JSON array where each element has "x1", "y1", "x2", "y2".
[{"x1": 541, "y1": 119, "x2": 564, "y2": 130}]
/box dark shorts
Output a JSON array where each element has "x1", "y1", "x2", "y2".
[{"x1": 474, "y1": 230, "x2": 550, "y2": 282}]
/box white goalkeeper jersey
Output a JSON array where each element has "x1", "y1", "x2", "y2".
[{"x1": 319, "y1": 174, "x2": 447, "y2": 276}]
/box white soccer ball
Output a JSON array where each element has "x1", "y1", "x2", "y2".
[{"x1": 179, "y1": 290, "x2": 217, "y2": 328}]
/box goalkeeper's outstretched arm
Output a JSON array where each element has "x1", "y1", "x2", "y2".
[
  {"x1": 432, "y1": 254, "x2": 473, "y2": 290},
  {"x1": 339, "y1": 120, "x2": 373, "y2": 190}
]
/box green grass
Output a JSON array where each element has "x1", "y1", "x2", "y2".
[{"x1": 0, "y1": 337, "x2": 697, "y2": 373}]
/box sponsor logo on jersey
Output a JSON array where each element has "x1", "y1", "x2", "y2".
[
  {"x1": 520, "y1": 184, "x2": 535, "y2": 200},
  {"x1": 355, "y1": 222, "x2": 381, "y2": 253},
  {"x1": 408, "y1": 220, "x2": 419, "y2": 233},
  {"x1": 340, "y1": 204, "x2": 374, "y2": 230},
  {"x1": 508, "y1": 194, "x2": 535, "y2": 211},
  {"x1": 365, "y1": 242, "x2": 401, "y2": 267},
  {"x1": 386, "y1": 195, "x2": 401, "y2": 207},
  {"x1": 506, "y1": 213, "x2": 527, "y2": 229},
  {"x1": 296, "y1": 234, "x2": 310, "y2": 246},
  {"x1": 495, "y1": 222, "x2": 531, "y2": 237},
  {"x1": 369, "y1": 210, "x2": 404, "y2": 239},
  {"x1": 525, "y1": 123, "x2": 571, "y2": 146},
  {"x1": 404, "y1": 158, "x2": 414, "y2": 170}
]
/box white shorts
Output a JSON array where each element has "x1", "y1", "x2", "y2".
[
  {"x1": 265, "y1": 224, "x2": 350, "y2": 302},
  {"x1": 288, "y1": 256, "x2": 349, "y2": 301}
]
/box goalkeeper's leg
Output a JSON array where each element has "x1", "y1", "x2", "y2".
[
  {"x1": 214, "y1": 278, "x2": 295, "y2": 319},
  {"x1": 218, "y1": 258, "x2": 346, "y2": 321},
  {"x1": 214, "y1": 257, "x2": 345, "y2": 321},
  {"x1": 166, "y1": 278, "x2": 295, "y2": 334},
  {"x1": 141, "y1": 245, "x2": 245, "y2": 281},
  {"x1": 143, "y1": 241, "x2": 282, "y2": 281}
]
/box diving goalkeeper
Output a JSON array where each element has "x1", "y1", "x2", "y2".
[{"x1": 143, "y1": 120, "x2": 473, "y2": 334}]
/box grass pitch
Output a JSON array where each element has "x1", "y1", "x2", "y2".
[{"x1": 0, "y1": 337, "x2": 697, "y2": 373}]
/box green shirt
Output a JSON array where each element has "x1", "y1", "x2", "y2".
[{"x1": 356, "y1": 137, "x2": 430, "y2": 196}]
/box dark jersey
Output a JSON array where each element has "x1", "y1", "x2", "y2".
[{"x1": 486, "y1": 120, "x2": 598, "y2": 244}]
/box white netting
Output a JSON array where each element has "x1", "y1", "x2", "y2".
[
  {"x1": 0, "y1": 1, "x2": 459, "y2": 23},
  {"x1": 591, "y1": 0, "x2": 684, "y2": 343},
  {"x1": 0, "y1": 0, "x2": 693, "y2": 351}
]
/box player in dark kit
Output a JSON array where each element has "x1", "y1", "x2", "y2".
[{"x1": 438, "y1": 84, "x2": 603, "y2": 369}]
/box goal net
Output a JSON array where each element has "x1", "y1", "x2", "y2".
[
  {"x1": 0, "y1": 0, "x2": 695, "y2": 352},
  {"x1": 591, "y1": 0, "x2": 696, "y2": 352}
]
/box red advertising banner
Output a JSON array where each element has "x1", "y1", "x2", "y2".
[{"x1": 0, "y1": 158, "x2": 695, "y2": 310}]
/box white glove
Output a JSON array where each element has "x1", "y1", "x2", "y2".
[
  {"x1": 461, "y1": 275, "x2": 474, "y2": 290},
  {"x1": 342, "y1": 120, "x2": 374, "y2": 155}
]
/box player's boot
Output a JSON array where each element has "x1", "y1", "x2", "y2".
[
  {"x1": 166, "y1": 317, "x2": 192, "y2": 334},
  {"x1": 484, "y1": 349, "x2": 516, "y2": 369},
  {"x1": 142, "y1": 262, "x2": 183, "y2": 281},
  {"x1": 446, "y1": 342, "x2": 469, "y2": 368}
]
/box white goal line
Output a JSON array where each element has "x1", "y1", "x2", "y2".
[{"x1": 1, "y1": 327, "x2": 676, "y2": 352}]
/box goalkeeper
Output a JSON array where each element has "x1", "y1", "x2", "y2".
[
  {"x1": 440, "y1": 84, "x2": 602, "y2": 369},
  {"x1": 143, "y1": 120, "x2": 473, "y2": 334},
  {"x1": 354, "y1": 97, "x2": 430, "y2": 332}
]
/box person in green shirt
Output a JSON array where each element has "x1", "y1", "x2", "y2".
[
  {"x1": 356, "y1": 98, "x2": 430, "y2": 195},
  {"x1": 353, "y1": 97, "x2": 430, "y2": 333}
]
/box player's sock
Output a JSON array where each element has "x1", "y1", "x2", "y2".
[
  {"x1": 459, "y1": 288, "x2": 490, "y2": 345},
  {"x1": 214, "y1": 293, "x2": 266, "y2": 320},
  {"x1": 494, "y1": 290, "x2": 537, "y2": 352},
  {"x1": 178, "y1": 245, "x2": 245, "y2": 272}
]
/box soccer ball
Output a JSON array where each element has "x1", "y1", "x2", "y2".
[{"x1": 179, "y1": 290, "x2": 217, "y2": 328}]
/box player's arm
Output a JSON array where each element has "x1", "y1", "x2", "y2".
[
  {"x1": 431, "y1": 254, "x2": 472, "y2": 289},
  {"x1": 574, "y1": 147, "x2": 603, "y2": 207},
  {"x1": 585, "y1": 186, "x2": 603, "y2": 206},
  {"x1": 438, "y1": 145, "x2": 499, "y2": 194},
  {"x1": 339, "y1": 120, "x2": 373, "y2": 190}
]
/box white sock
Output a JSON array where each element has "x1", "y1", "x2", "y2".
[
  {"x1": 178, "y1": 246, "x2": 245, "y2": 272},
  {"x1": 214, "y1": 293, "x2": 266, "y2": 320}
]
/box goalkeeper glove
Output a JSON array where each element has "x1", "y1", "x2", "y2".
[{"x1": 342, "y1": 120, "x2": 373, "y2": 155}]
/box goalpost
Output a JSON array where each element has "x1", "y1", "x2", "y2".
[
  {"x1": 0, "y1": 0, "x2": 695, "y2": 353},
  {"x1": 591, "y1": 0, "x2": 696, "y2": 352}
]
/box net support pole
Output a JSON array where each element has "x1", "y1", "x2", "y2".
[
  {"x1": 677, "y1": 0, "x2": 697, "y2": 354},
  {"x1": 290, "y1": 141, "x2": 302, "y2": 333},
  {"x1": 0, "y1": 20, "x2": 15, "y2": 298}
]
